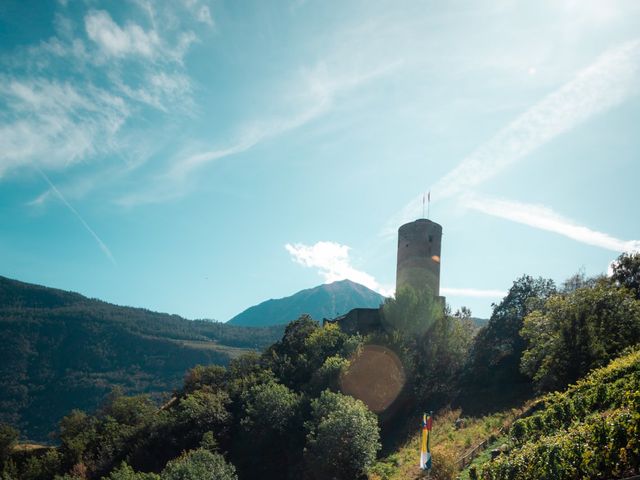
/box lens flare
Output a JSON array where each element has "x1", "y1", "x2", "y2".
[{"x1": 340, "y1": 344, "x2": 406, "y2": 412}]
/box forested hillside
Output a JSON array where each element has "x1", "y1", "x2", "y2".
[{"x1": 0, "y1": 276, "x2": 284, "y2": 441}]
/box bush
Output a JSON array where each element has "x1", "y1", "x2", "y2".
[
  {"x1": 104, "y1": 462, "x2": 160, "y2": 479},
  {"x1": 304, "y1": 390, "x2": 380, "y2": 480},
  {"x1": 521, "y1": 282, "x2": 640, "y2": 392},
  {"x1": 161, "y1": 449, "x2": 237, "y2": 480}
]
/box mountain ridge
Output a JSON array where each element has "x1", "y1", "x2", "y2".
[{"x1": 228, "y1": 279, "x2": 386, "y2": 327}]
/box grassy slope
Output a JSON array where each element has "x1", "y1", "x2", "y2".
[
  {"x1": 467, "y1": 348, "x2": 640, "y2": 480},
  {"x1": 370, "y1": 406, "x2": 530, "y2": 480},
  {"x1": 373, "y1": 348, "x2": 640, "y2": 480}
]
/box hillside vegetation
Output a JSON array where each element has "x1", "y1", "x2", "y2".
[
  {"x1": 0, "y1": 276, "x2": 284, "y2": 441},
  {"x1": 468, "y1": 348, "x2": 640, "y2": 480},
  {"x1": 1, "y1": 252, "x2": 639, "y2": 479}
]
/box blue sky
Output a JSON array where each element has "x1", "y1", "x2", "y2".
[{"x1": 1, "y1": 0, "x2": 639, "y2": 320}]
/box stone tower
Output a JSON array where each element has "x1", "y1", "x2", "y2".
[{"x1": 396, "y1": 218, "x2": 443, "y2": 297}]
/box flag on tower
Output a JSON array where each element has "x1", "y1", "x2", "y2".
[{"x1": 419, "y1": 412, "x2": 432, "y2": 470}]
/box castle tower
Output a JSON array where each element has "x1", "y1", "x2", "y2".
[{"x1": 396, "y1": 219, "x2": 443, "y2": 297}]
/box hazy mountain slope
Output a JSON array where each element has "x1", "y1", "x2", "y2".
[
  {"x1": 228, "y1": 279, "x2": 386, "y2": 327},
  {"x1": 0, "y1": 275, "x2": 284, "y2": 441}
]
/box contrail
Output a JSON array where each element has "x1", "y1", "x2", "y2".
[
  {"x1": 382, "y1": 38, "x2": 640, "y2": 236},
  {"x1": 462, "y1": 194, "x2": 640, "y2": 253},
  {"x1": 36, "y1": 168, "x2": 116, "y2": 265}
]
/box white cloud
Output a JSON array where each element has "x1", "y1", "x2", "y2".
[
  {"x1": 0, "y1": 79, "x2": 129, "y2": 177},
  {"x1": 383, "y1": 38, "x2": 640, "y2": 234},
  {"x1": 285, "y1": 241, "x2": 392, "y2": 296},
  {"x1": 0, "y1": 4, "x2": 200, "y2": 197},
  {"x1": 463, "y1": 194, "x2": 640, "y2": 253},
  {"x1": 85, "y1": 10, "x2": 161, "y2": 58},
  {"x1": 196, "y1": 5, "x2": 213, "y2": 26},
  {"x1": 182, "y1": 0, "x2": 214, "y2": 26},
  {"x1": 285, "y1": 241, "x2": 508, "y2": 300},
  {"x1": 167, "y1": 60, "x2": 398, "y2": 180},
  {"x1": 116, "y1": 58, "x2": 401, "y2": 205},
  {"x1": 441, "y1": 287, "x2": 507, "y2": 298}
]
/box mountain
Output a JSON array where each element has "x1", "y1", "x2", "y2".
[
  {"x1": 228, "y1": 279, "x2": 386, "y2": 327},
  {"x1": 0, "y1": 275, "x2": 284, "y2": 442},
  {"x1": 471, "y1": 316, "x2": 489, "y2": 328}
]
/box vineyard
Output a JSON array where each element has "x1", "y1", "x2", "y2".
[{"x1": 469, "y1": 348, "x2": 640, "y2": 480}]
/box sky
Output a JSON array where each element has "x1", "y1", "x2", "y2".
[{"x1": 1, "y1": 0, "x2": 639, "y2": 321}]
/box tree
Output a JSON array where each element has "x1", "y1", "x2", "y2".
[
  {"x1": 262, "y1": 315, "x2": 320, "y2": 389},
  {"x1": 234, "y1": 381, "x2": 302, "y2": 477},
  {"x1": 105, "y1": 462, "x2": 160, "y2": 480},
  {"x1": 611, "y1": 251, "x2": 640, "y2": 299},
  {"x1": 382, "y1": 285, "x2": 443, "y2": 336},
  {"x1": 304, "y1": 391, "x2": 380, "y2": 480},
  {"x1": 0, "y1": 424, "x2": 18, "y2": 464},
  {"x1": 412, "y1": 311, "x2": 474, "y2": 404},
  {"x1": 101, "y1": 394, "x2": 156, "y2": 427},
  {"x1": 182, "y1": 365, "x2": 227, "y2": 395},
  {"x1": 226, "y1": 352, "x2": 275, "y2": 400},
  {"x1": 464, "y1": 276, "x2": 556, "y2": 393},
  {"x1": 175, "y1": 390, "x2": 231, "y2": 451},
  {"x1": 58, "y1": 410, "x2": 96, "y2": 466},
  {"x1": 521, "y1": 282, "x2": 640, "y2": 391},
  {"x1": 307, "y1": 355, "x2": 350, "y2": 395},
  {"x1": 161, "y1": 449, "x2": 237, "y2": 480}
]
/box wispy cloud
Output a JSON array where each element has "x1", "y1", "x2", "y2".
[
  {"x1": 85, "y1": 10, "x2": 161, "y2": 58},
  {"x1": 36, "y1": 169, "x2": 116, "y2": 264},
  {"x1": 463, "y1": 194, "x2": 640, "y2": 253},
  {"x1": 285, "y1": 241, "x2": 393, "y2": 296},
  {"x1": 383, "y1": 38, "x2": 640, "y2": 234},
  {"x1": 120, "y1": 59, "x2": 401, "y2": 206},
  {"x1": 181, "y1": 0, "x2": 214, "y2": 26},
  {"x1": 167, "y1": 60, "x2": 399, "y2": 181},
  {"x1": 0, "y1": 79, "x2": 129, "y2": 177},
  {"x1": 1, "y1": 2, "x2": 202, "y2": 201}
]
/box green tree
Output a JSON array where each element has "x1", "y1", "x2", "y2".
[
  {"x1": 412, "y1": 311, "x2": 474, "y2": 404},
  {"x1": 611, "y1": 251, "x2": 640, "y2": 299},
  {"x1": 160, "y1": 449, "x2": 237, "y2": 480},
  {"x1": 307, "y1": 355, "x2": 350, "y2": 395},
  {"x1": 463, "y1": 276, "x2": 556, "y2": 396},
  {"x1": 58, "y1": 410, "x2": 96, "y2": 466},
  {"x1": 0, "y1": 424, "x2": 18, "y2": 464},
  {"x1": 182, "y1": 365, "x2": 227, "y2": 395},
  {"x1": 304, "y1": 390, "x2": 380, "y2": 480},
  {"x1": 262, "y1": 315, "x2": 320, "y2": 389},
  {"x1": 100, "y1": 394, "x2": 156, "y2": 427},
  {"x1": 235, "y1": 381, "x2": 302, "y2": 477},
  {"x1": 21, "y1": 449, "x2": 63, "y2": 480},
  {"x1": 226, "y1": 352, "x2": 275, "y2": 400},
  {"x1": 521, "y1": 282, "x2": 640, "y2": 391},
  {"x1": 382, "y1": 285, "x2": 442, "y2": 336},
  {"x1": 104, "y1": 462, "x2": 160, "y2": 480},
  {"x1": 175, "y1": 390, "x2": 231, "y2": 451}
]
